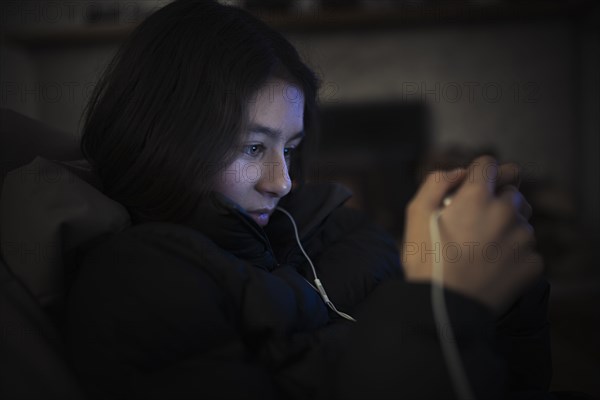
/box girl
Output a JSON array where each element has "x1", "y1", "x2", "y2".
[{"x1": 67, "y1": 1, "x2": 550, "y2": 399}]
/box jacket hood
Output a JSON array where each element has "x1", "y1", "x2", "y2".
[{"x1": 0, "y1": 157, "x2": 131, "y2": 309}]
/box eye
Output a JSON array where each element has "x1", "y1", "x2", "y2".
[
  {"x1": 242, "y1": 144, "x2": 264, "y2": 157},
  {"x1": 284, "y1": 147, "x2": 296, "y2": 158}
]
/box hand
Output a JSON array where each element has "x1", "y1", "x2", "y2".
[{"x1": 401, "y1": 156, "x2": 542, "y2": 315}]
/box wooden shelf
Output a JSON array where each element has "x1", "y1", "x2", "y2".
[
  {"x1": 1, "y1": 1, "x2": 593, "y2": 48},
  {"x1": 1, "y1": 24, "x2": 138, "y2": 48},
  {"x1": 258, "y1": 2, "x2": 590, "y2": 31}
]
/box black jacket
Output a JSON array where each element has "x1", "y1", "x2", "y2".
[{"x1": 66, "y1": 182, "x2": 551, "y2": 400}]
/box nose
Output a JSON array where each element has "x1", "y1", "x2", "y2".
[{"x1": 255, "y1": 151, "x2": 292, "y2": 198}]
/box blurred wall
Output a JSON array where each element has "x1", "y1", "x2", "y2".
[
  {"x1": 288, "y1": 22, "x2": 575, "y2": 189},
  {"x1": 0, "y1": 43, "x2": 116, "y2": 134}
]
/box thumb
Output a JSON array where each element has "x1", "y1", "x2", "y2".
[{"x1": 413, "y1": 168, "x2": 467, "y2": 212}]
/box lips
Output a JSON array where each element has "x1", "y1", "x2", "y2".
[{"x1": 246, "y1": 208, "x2": 274, "y2": 227}]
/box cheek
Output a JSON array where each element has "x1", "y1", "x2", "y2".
[{"x1": 214, "y1": 161, "x2": 255, "y2": 198}]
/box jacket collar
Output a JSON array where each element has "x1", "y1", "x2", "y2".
[
  {"x1": 265, "y1": 182, "x2": 352, "y2": 256},
  {"x1": 185, "y1": 182, "x2": 352, "y2": 270}
]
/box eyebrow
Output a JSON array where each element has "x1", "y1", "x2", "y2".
[{"x1": 248, "y1": 124, "x2": 305, "y2": 141}]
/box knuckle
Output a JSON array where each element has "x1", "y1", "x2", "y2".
[
  {"x1": 501, "y1": 162, "x2": 520, "y2": 177},
  {"x1": 424, "y1": 170, "x2": 440, "y2": 184},
  {"x1": 475, "y1": 154, "x2": 497, "y2": 165}
]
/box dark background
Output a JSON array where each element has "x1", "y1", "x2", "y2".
[{"x1": 1, "y1": 0, "x2": 599, "y2": 396}]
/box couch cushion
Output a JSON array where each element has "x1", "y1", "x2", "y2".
[
  {"x1": 0, "y1": 108, "x2": 81, "y2": 199},
  {"x1": 0, "y1": 156, "x2": 131, "y2": 309}
]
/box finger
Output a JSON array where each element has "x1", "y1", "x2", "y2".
[
  {"x1": 483, "y1": 185, "x2": 522, "y2": 240},
  {"x1": 412, "y1": 168, "x2": 467, "y2": 212},
  {"x1": 516, "y1": 213, "x2": 534, "y2": 233},
  {"x1": 514, "y1": 193, "x2": 533, "y2": 222},
  {"x1": 496, "y1": 163, "x2": 521, "y2": 189},
  {"x1": 509, "y1": 224, "x2": 538, "y2": 256},
  {"x1": 519, "y1": 197, "x2": 533, "y2": 221},
  {"x1": 465, "y1": 155, "x2": 498, "y2": 195},
  {"x1": 498, "y1": 184, "x2": 522, "y2": 210},
  {"x1": 497, "y1": 184, "x2": 532, "y2": 221}
]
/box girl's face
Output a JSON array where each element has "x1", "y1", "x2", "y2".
[{"x1": 214, "y1": 78, "x2": 305, "y2": 227}]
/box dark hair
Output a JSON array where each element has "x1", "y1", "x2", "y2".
[{"x1": 80, "y1": 0, "x2": 320, "y2": 223}]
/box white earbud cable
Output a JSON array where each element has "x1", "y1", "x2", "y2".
[
  {"x1": 430, "y1": 198, "x2": 476, "y2": 400},
  {"x1": 276, "y1": 206, "x2": 356, "y2": 322}
]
